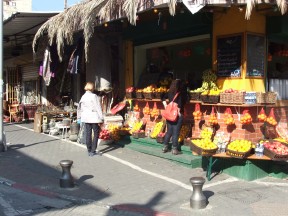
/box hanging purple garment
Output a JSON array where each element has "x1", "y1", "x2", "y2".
[{"x1": 39, "y1": 63, "x2": 43, "y2": 76}]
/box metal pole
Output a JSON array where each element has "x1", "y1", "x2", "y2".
[
  {"x1": 0, "y1": 0, "x2": 4, "y2": 151},
  {"x1": 64, "y1": 0, "x2": 67, "y2": 9}
]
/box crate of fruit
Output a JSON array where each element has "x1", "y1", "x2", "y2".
[
  {"x1": 125, "y1": 86, "x2": 135, "y2": 99},
  {"x1": 232, "y1": 92, "x2": 245, "y2": 104},
  {"x1": 256, "y1": 92, "x2": 277, "y2": 104},
  {"x1": 125, "y1": 92, "x2": 135, "y2": 99},
  {"x1": 189, "y1": 92, "x2": 201, "y2": 101},
  {"x1": 225, "y1": 140, "x2": 252, "y2": 159},
  {"x1": 226, "y1": 148, "x2": 251, "y2": 159},
  {"x1": 135, "y1": 91, "x2": 143, "y2": 99},
  {"x1": 153, "y1": 92, "x2": 164, "y2": 99},
  {"x1": 208, "y1": 95, "x2": 220, "y2": 104},
  {"x1": 220, "y1": 92, "x2": 245, "y2": 104},
  {"x1": 143, "y1": 92, "x2": 153, "y2": 99},
  {"x1": 200, "y1": 95, "x2": 209, "y2": 103},
  {"x1": 184, "y1": 138, "x2": 192, "y2": 146},
  {"x1": 263, "y1": 140, "x2": 288, "y2": 160},
  {"x1": 132, "y1": 131, "x2": 145, "y2": 139},
  {"x1": 156, "y1": 136, "x2": 164, "y2": 143},
  {"x1": 190, "y1": 139, "x2": 218, "y2": 156},
  {"x1": 220, "y1": 92, "x2": 232, "y2": 104},
  {"x1": 200, "y1": 95, "x2": 219, "y2": 104}
]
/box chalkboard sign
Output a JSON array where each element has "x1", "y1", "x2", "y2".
[
  {"x1": 217, "y1": 34, "x2": 242, "y2": 77},
  {"x1": 246, "y1": 33, "x2": 265, "y2": 77}
]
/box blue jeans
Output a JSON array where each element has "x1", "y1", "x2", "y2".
[
  {"x1": 85, "y1": 123, "x2": 100, "y2": 153},
  {"x1": 163, "y1": 115, "x2": 183, "y2": 150}
]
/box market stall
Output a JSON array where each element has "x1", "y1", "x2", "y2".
[{"x1": 120, "y1": 64, "x2": 288, "y2": 180}]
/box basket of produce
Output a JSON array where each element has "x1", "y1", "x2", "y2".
[
  {"x1": 190, "y1": 139, "x2": 218, "y2": 156},
  {"x1": 256, "y1": 92, "x2": 277, "y2": 104},
  {"x1": 154, "y1": 92, "x2": 164, "y2": 99},
  {"x1": 200, "y1": 95, "x2": 209, "y2": 103},
  {"x1": 184, "y1": 137, "x2": 192, "y2": 146},
  {"x1": 143, "y1": 92, "x2": 153, "y2": 99},
  {"x1": 153, "y1": 87, "x2": 167, "y2": 99},
  {"x1": 208, "y1": 95, "x2": 220, "y2": 104},
  {"x1": 200, "y1": 95, "x2": 219, "y2": 104},
  {"x1": 276, "y1": 124, "x2": 288, "y2": 142},
  {"x1": 178, "y1": 124, "x2": 192, "y2": 143},
  {"x1": 220, "y1": 92, "x2": 245, "y2": 104},
  {"x1": 118, "y1": 127, "x2": 130, "y2": 136},
  {"x1": 156, "y1": 132, "x2": 165, "y2": 143},
  {"x1": 132, "y1": 130, "x2": 146, "y2": 139},
  {"x1": 125, "y1": 92, "x2": 135, "y2": 99},
  {"x1": 263, "y1": 140, "x2": 288, "y2": 160},
  {"x1": 232, "y1": 92, "x2": 245, "y2": 104},
  {"x1": 125, "y1": 86, "x2": 135, "y2": 99},
  {"x1": 220, "y1": 92, "x2": 232, "y2": 104},
  {"x1": 189, "y1": 92, "x2": 201, "y2": 101},
  {"x1": 150, "y1": 120, "x2": 166, "y2": 138},
  {"x1": 135, "y1": 91, "x2": 143, "y2": 99},
  {"x1": 225, "y1": 139, "x2": 252, "y2": 159}
]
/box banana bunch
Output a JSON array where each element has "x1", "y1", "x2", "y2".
[
  {"x1": 178, "y1": 124, "x2": 191, "y2": 142},
  {"x1": 150, "y1": 121, "x2": 164, "y2": 138},
  {"x1": 130, "y1": 121, "x2": 143, "y2": 134},
  {"x1": 107, "y1": 123, "x2": 121, "y2": 141},
  {"x1": 190, "y1": 69, "x2": 219, "y2": 93}
]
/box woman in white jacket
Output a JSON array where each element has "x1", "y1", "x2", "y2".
[{"x1": 77, "y1": 82, "x2": 104, "y2": 156}]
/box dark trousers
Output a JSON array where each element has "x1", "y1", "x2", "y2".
[
  {"x1": 85, "y1": 123, "x2": 100, "y2": 153},
  {"x1": 163, "y1": 115, "x2": 183, "y2": 150}
]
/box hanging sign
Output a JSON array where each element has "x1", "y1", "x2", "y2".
[{"x1": 182, "y1": 0, "x2": 205, "y2": 14}]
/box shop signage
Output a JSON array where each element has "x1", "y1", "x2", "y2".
[
  {"x1": 182, "y1": 0, "x2": 205, "y2": 14},
  {"x1": 246, "y1": 33, "x2": 265, "y2": 78},
  {"x1": 217, "y1": 34, "x2": 242, "y2": 78}
]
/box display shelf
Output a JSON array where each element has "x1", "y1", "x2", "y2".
[{"x1": 132, "y1": 98, "x2": 275, "y2": 107}]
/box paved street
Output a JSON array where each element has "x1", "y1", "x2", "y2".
[{"x1": 0, "y1": 122, "x2": 288, "y2": 216}]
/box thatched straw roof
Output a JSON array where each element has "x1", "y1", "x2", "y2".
[
  {"x1": 33, "y1": 0, "x2": 177, "y2": 61},
  {"x1": 32, "y1": 0, "x2": 287, "y2": 62}
]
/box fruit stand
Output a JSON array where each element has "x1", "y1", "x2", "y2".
[{"x1": 122, "y1": 68, "x2": 288, "y2": 181}]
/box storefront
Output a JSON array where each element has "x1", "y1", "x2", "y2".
[{"x1": 119, "y1": 5, "x2": 288, "y2": 180}]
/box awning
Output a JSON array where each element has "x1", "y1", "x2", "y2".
[{"x1": 4, "y1": 12, "x2": 59, "y2": 60}]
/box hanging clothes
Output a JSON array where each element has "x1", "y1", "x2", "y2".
[
  {"x1": 42, "y1": 47, "x2": 52, "y2": 86},
  {"x1": 67, "y1": 38, "x2": 83, "y2": 74},
  {"x1": 40, "y1": 45, "x2": 59, "y2": 86}
]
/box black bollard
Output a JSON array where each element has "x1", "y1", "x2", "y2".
[
  {"x1": 190, "y1": 177, "x2": 207, "y2": 209},
  {"x1": 59, "y1": 160, "x2": 74, "y2": 188}
]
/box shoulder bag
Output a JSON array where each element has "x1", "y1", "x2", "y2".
[{"x1": 161, "y1": 92, "x2": 180, "y2": 122}]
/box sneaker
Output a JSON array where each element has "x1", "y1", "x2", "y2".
[
  {"x1": 162, "y1": 146, "x2": 169, "y2": 153},
  {"x1": 89, "y1": 152, "x2": 96, "y2": 157},
  {"x1": 172, "y1": 149, "x2": 181, "y2": 155},
  {"x1": 95, "y1": 150, "x2": 102, "y2": 156}
]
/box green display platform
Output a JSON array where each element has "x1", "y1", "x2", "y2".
[
  {"x1": 117, "y1": 136, "x2": 288, "y2": 181},
  {"x1": 117, "y1": 136, "x2": 202, "y2": 169}
]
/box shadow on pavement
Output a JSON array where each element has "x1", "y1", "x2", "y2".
[
  {"x1": 1, "y1": 124, "x2": 112, "y2": 213},
  {"x1": 108, "y1": 191, "x2": 168, "y2": 216},
  {"x1": 7, "y1": 139, "x2": 61, "y2": 149},
  {"x1": 76, "y1": 175, "x2": 94, "y2": 186}
]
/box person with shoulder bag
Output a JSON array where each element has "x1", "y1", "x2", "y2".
[
  {"x1": 77, "y1": 82, "x2": 104, "y2": 157},
  {"x1": 161, "y1": 79, "x2": 188, "y2": 155}
]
